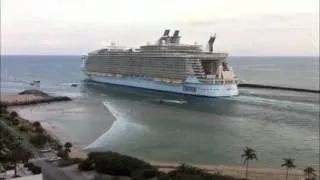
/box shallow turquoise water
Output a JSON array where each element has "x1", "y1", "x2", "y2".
[{"x1": 2, "y1": 55, "x2": 319, "y2": 168}]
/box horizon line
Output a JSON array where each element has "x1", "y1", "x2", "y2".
[{"x1": 0, "y1": 54, "x2": 319, "y2": 57}]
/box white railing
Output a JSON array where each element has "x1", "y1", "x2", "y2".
[{"x1": 199, "y1": 78, "x2": 239, "y2": 85}]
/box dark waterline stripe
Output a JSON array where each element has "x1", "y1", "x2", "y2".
[{"x1": 238, "y1": 83, "x2": 320, "y2": 93}]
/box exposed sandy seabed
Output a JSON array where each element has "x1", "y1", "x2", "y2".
[
  {"x1": 0, "y1": 94, "x2": 45, "y2": 104},
  {"x1": 2, "y1": 93, "x2": 318, "y2": 180}
]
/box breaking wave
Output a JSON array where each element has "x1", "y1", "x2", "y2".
[{"x1": 84, "y1": 100, "x2": 149, "y2": 150}]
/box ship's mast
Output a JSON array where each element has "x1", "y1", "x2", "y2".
[{"x1": 208, "y1": 34, "x2": 216, "y2": 52}]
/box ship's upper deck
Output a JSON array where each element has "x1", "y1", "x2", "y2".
[
  {"x1": 138, "y1": 44, "x2": 202, "y2": 53},
  {"x1": 89, "y1": 29, "x2": 227, "y2": 56}
]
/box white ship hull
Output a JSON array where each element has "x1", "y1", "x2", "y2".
[{"x1": 87, "y1": 75, "x2": 239, "y2": 97}]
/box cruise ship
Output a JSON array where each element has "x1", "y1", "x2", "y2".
[{"x1": 82, "y1": 29, "x2": 239, "y2": 97}]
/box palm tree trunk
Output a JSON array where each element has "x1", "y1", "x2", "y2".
[
  {"x1": 14, "y1": 162, "x2": 17, "y2": 177},
  {"x1": 286, "y1": 168, "x2": 288, "y2": 180},
  {"x1": 246, "y1": 160, "x2": 249, "y2": 179}
]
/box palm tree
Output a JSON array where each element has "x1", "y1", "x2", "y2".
[
  {"x1": 304, "y1": 166, "x2": 316, "y2": 180},
  {"x1": 64, "y1": 142, "x2": 72, "y2": 153},
  {"x1": 241, "y1": 147, "x2": 258, "y2": 179},
  {"x1": 32, "y1": 121, "x2": 41, "y2": 128},
  {"x1": 32, "y1": 121, "x2": 43, "y2": 133},
  {"x1": 57, "y1": 142, "x2": 73, "y2": 160},
  {"x1": 9, "y1": 111, "x2": 18, "y2": 119},
  {"x1": 281, "y1": 158, "x2": 296, "y2": 180}
]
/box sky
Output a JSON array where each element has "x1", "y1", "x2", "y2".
[{"x1": 1, "y1": 0, "x2": 319, "y2": 55}]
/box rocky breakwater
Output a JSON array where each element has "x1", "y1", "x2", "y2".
[{"x1": 0, "y1": 89, "x2": 72, "y2": 106}]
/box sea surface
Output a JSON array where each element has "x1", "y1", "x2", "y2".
[{"x1": 0, "y1": 55, "x2": 319, "y2": 168}]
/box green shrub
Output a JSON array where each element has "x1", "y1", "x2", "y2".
[
  {"x1": 11, "y1": 119, "x2": 20, "y2": 126},
  {"x1": 24, "y1": 162, "x2": 34, "y2": 168},
  {"x1": 0, "y1": 106, "x2": 8, "y2": 115},
  {"x1": 78, "y1": 159, "x2": 94, "y2": 171},
  {"x1": 32, "y1": 121, "x2": 41, "y2": 127},
  {"x1": 28, "y1": 165, "x2": 41, "y2": 174},
  {"x1": 0, "y1": 103, "x2": 8, "y2": 109},
  {"x1": 3, "y1": 163, "x2": 15, "y2": 170},
  {"x1": 30, "y1": 133, "x2": 47, "y2": 147},
  {"x1": 56, "y1": 150, "x2": 69, "y2": 160},
  {"x1": 86, "y1": 151, "x2": 154, "y2": 176},
  {"x1": 131, "y1": 168, "x2": 163, "y2": 180},
  {"x1": 71, "y1": 157, "x2": 84, "y2": 164},
  {"x1": 18, "y1": 125, "x2": 29, "y2": 132},
  {"x1": 167, "y1": 164, "x2": 246, "y2": 180},
  {"x1": 157, "y1": 175, "x2": 171, "y2": 180},
  {"x1": 9, "y1": 111, "x2": 18, "y2": 119}
]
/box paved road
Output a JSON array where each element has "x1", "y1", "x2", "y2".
[
  {"x1": 31, "y1": 159, "x2": 88, "y2": 180},
  {"x1": 32, "y1": 159, "x2": 72, "y2": 180}
]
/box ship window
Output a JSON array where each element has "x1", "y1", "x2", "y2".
[{"x1": 183, "y1": 86, "x2": 196, "y2": 92}]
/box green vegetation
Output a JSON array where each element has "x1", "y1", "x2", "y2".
[
  {"x1": 64, "y1": 142, "x2": 72, "y2": 152},
  {"x1": 0, "y1": 105, "x2": 60, "y2": 149},
  {"x1": 241, "y1": 147, "x2": 258, "y2": 179},
  {"x1": 163, "y1": 164, "x2": 246, "y2": 180},
  {"x1": 304, "y1": 166, "x2": 316, "y2": 180},
  {"x1": 55, "y1": 142, "x2": 76, "y2": 167},
  {"x1": 29, "y1": 133, "x2": 48, "y2": 147},
  {"x1": 0, "y1": 103, "x2": 8, "y2": 114},
  {"x1": 1, "y1": 98, "x2": 318, "y2": 180},
  {"x1": 0, "y1": 103, "x2": 60, "y2": 169},
  {"x1": 78, "y1": 151, "x2": 247, "y2": 180},
  {"x1": 81, "y1": 151, "x2": 154, "y2": 177},
  {"x1": 0, "y1": 126, "x2": 33, "y2": 177},
  {"x1": 281, "y1": 158, "x2": 296, "y2": 180},
  {"x1": 23, "y1": 162, "x2": 42, "y2": 174},
  {"x1": 9, "y1": 111, "x2": 18, "y2": 119}
]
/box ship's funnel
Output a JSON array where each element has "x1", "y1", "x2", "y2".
[
  {"x1": 173, "y1": 30, "x2": 179, "y2": 37},
  {"x1": 163, "y1": 29, "x2": 170, "y2": 36},
  {"x1": 208, "y1": 34, "x2": 216, "y2": 52},
  {"x1": 170, "y1": 30, "x2": 181, "y2": 44},
  {"x1": 158, "y1": 29, "x2": 171, "y2": 44}
]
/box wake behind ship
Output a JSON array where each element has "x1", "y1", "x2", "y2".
[{"x1": 82, "y1": 29, "x2": 239, "y2": 97}]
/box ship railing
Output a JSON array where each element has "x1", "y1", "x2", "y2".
[
  {"x1": 89, "y1": 52, "x2": 228, "y2": 58},
  {"x1": 199, "y1": 78, "x2": 238, "y2": 85}
]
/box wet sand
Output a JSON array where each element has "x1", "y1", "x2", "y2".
[
  {"x1": 1, "y1": 94, "x2": 45, "y2": 104},
  {"x1": 0, "y1": 92, "x2": 71, "y2": 106}
]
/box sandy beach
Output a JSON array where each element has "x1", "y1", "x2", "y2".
[
  {"x1": 2, "y1": 93, "x2": 318, "y2": 180},
  {"x1": 0, "y1": 94, "x2": 45, "y2": 104},
  {"x1": 150, "y1": 161, "x2": 311, "y2": 180}
]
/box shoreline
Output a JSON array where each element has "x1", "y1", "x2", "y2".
[{"x1": 1, "y1": 91, "x2": 318, "y2": 179}]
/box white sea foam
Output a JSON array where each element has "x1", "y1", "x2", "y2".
[
  {"x1": 50, "y1": 92, "x2": 82, "y2": 98},
  {"x1": 233, "y1": 95, "x2": 319, "y2": 113},
  {"x1": 84, "y1": 100, "x2": 149, "y2": 149},
  {"x1": 159, "y1": 99, "x2": 187, "y2": 104},
  {"x1": 59, "y1": 82, "x2": 81, "y2": 86}
]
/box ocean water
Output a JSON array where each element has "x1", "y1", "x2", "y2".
[{"x1": 0, "y1": 55, "x2": 319, "y2": 168}]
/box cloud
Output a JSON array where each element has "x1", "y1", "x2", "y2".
[
  {"x1": 1, "y1": 12, "x2": 319, "y2": 55},
  {"x1": 41, "y1": 38, "x2": 65, "y2": 46}
]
